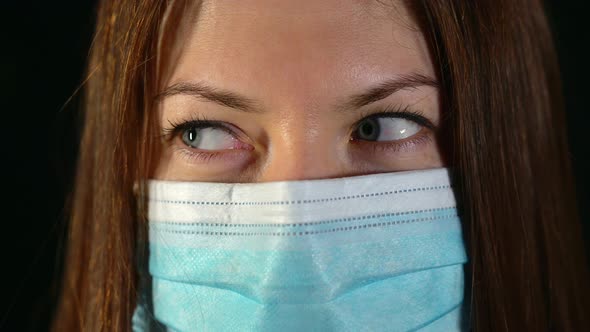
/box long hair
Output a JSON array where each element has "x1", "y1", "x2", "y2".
[{"x1": 53, "y1": 0, "x2": 590, "y2": 330}]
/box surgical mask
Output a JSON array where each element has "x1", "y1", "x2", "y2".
[{"x1": 133, "y1": 168, "x2": 468, "y2": 331}]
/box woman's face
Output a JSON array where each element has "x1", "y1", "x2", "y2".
[{"x1": 155, "y1": 0, "x2": 442, "y2": 182}]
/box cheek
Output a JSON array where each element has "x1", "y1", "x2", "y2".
[
  {"x1": 153, "y1": 144, "x2": 256, "y2": 181},
  {"x1": 153, "y1": 147, "x2": 180, "y2": 180},
  {"x1": 409, "y1": 145, "x2": 445, "y2": 169},
  {"x1": 380, "y1": 147, "x2": 444, "y2": 171},
  {"x1": 349, "y1": 134, "x2": 444, "y2": 173}
]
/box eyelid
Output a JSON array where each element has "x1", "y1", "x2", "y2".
[
  {"x1": 367, "y1": 131, "x2": 433, "y2": 153},
  {"x1": 162, "y1": 118, "x2": 239, "y2": 142},
  {"x1": 354, "y1": 105, "x2": 436, "y2": 131}
]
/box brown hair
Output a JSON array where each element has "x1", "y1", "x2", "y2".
[{"x1": 53, "y1": 0, "x2": 590, "y2": 330}]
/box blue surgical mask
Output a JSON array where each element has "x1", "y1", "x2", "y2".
[{"x1": 133, "y1": 168, "x2": 469, "y2": 331}]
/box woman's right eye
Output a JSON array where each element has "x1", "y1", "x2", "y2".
[{"x1": 181, "y1": 126, "x2": 239, "y2": 150}]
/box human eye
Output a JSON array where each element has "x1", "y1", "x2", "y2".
[
  {"x1": 162, "y1": 117, "x2": 253, "y2": 163},
  {"x1": 350, "y1": 105, "x2": 436, "y2": 151},
  {"x1": 180, "y1": 125, "x2": 235, "y2": 150}
]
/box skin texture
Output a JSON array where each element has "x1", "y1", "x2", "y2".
[{"x1": 155, "y1": 0, "x2": 442, "y2": 182}]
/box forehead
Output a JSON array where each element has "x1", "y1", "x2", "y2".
[{"x1": 161, "y1": 0, "x2": 432, "y2": 106}]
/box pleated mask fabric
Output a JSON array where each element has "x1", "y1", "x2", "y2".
[{"x1": 132, "y1": 168, "x2": 468, "y2": 331}]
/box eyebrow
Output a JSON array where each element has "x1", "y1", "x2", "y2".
[
  {"x1": 156, "y1": 81, "x2": 260, "y2": 113},
  {"x1": 339, "y1": 73, "x2": 438, "y2": 111},
  {"x1": 156, "y1": 73, "x2": 437, "y2": 113}
]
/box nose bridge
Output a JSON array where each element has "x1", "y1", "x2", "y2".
[{"x1": 258, "y1": 112, "x2": 346, "y2": 182}]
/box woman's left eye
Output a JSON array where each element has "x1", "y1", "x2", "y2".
[
  {"x1": 353, "y1": 117, "x2": 423, "y2": 142},
  {"x1": 181, "y1": 126, "x2": 237, "y2": 150}
]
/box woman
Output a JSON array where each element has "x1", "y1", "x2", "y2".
[{"x1": 54, "y1": 0, "x2": 590, "y2": 330}]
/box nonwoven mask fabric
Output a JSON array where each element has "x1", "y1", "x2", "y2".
[{"x1": 132, "y1": 168, "x2": 468, "y2": 332}]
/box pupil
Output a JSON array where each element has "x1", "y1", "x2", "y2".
[
  {"x1": 358, "y1": 118, "x2": 379, "y2": 140},
  {"x1": 361, "y1": 122, "x2": 374, "y2": 136},
  {"x1": 188, "y1": 127, "x2": 197, "y2": 142}
]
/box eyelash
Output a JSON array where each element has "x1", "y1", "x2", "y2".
[
  {"x1": 162, "y1": 106, "x2": 436, "y2": 162},
  {"x1": 162, "y1": 114, "x2": 235, "y2": 139},
  {"x1": 173, "y1": 146, "x2": 229, "y2": 164},
  {"x1": 349, "y1": 105, "x2": 436, "y2": 153},
  {"x1": 161, "y1": 114, "x2": 244, "y2": 163},
  {"x1": 354, "y1": 104, "x2": 435, "y2": 130}
]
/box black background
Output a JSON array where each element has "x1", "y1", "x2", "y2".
[{"x1": 0, "y1": 2, "x2": 588, "y2": 331}]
